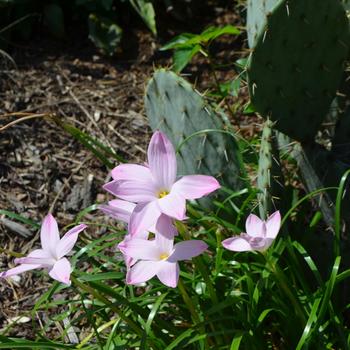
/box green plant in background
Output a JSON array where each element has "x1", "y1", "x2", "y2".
[
  {"x1": 246, "y1": 0, "x2": 350, "y2": 219},
  {"x1": 161, "y1": 25, "x2": 240, "y2": 72}
]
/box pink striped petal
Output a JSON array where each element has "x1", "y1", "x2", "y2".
[
  {"x1": 14, "y1": 256, "x2": 55, "y2": 266},
  {"x1": 40, "y1": 214, "x2": 60, "y2": 255},
  {"x1": 265, "y1": 211, "x2": 281, "y2": 239},
  {"x1": 99, "y1": 199, "x2": 136, "y2": 223},
  {"x1": 126, "y1": 260, "x2": 161, "y2": 285},
  {"x1": 171, "y1": 175, "x2": 220, "y2": 199},
  {"x1": 103, "y1": 179, "x2": 157, "y2": 202},
  {"x1": 111, "y1": 164, "x2": 153, "y2": 182},
  {"x1": 129, "y1": 202, "x2": 161, "y2": 237},
  {"x1": 222, "y1": 237, "x2": 253, "y2": 252},
  {"x1": 155, "y1": 214, "x2": 177, "y2": 239},
  {"x1": 157, "y1": 261, "x2": 179, "y2": 288},
  {"x1": 155, "y1": 231, "x2": 174, "y2": 255},
  {"x1": 56, "y1": 224, "x2": 87, "y2": 259},
  {"x1": 147, "y1": 131, "x2": 177, "y2": 190},
  {"x1": 48, "y1": 258, "x2": 72, "y2": 285},
  {"x1": 168, "y1": 240, "x2": 208, "y2": 262},
  {"x1": 157, "y1": 193, "x2": 186, "y2": 220},
  {"x1": 245, "y1": 214, "x2": 265, "y2": 238},
  {"x1": 0, "y1": 263, "x2": 42, "y2": 278},
  {"x1": 118, "y1": 239, "x2": 160, "y2": 260}
]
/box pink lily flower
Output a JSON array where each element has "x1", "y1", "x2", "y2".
[
  {"x1": 222, "y1": 211, "x2": 281, "y2": 252},
  {"x1": 119, "y1": 233, "x2": 208, "y2": 288},
  {"x1": 0, "y1": 214, "x2": 87, "y2": 285},
  {"x1": 100, "y1": 199, "x2": 177, "y2": 267},
  {"x1": 103, "y1": 131, "x2": 220, "y2": 236}
]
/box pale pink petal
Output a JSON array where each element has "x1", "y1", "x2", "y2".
[
  {"x1": 155, "y1": 232, "x2": 174, "y2": 255},
  {"x1": 48, "y1": 258, "x2": 72, "y2": 285},
  {"x1": 55, "y1": 224, "x2": 87, "y2": 259},
  {"x1": 168, "y1": 240, "x2": 208, "y2": 262},
  {"x1": 245, "y1": 214, "x2": 265, "y2": 238},
  {"x1": 157, "y1": 261, "x2": 179, "y2": 288},
  {"x1": 259, "y1": 238, "x2": 274, "y2": 251},
  {"x1": 0, "y1": 264, "x2": 42, "y2": 278},
  {"x1": 265, "y1": 211, "x2": 281, "y2": 239},
  {"x1": 155, "y1": 214, "x2": 178, "y2": 239},
  {"x1": 103, "y1": 179, "x2": 157, "y2": 202},
  {"x1": 111, "y1": 164, "x2": 153, "y2": 182},
  {"x1": 118, "y1": 239, "x2": 161, "y2": 260},
  {"x1": 171, "y1": 175, "x2": 220, "y2": 199},
  {"x1": 147, "y1": 131, "x2": 177, "y2": 189},
  {"x1": 157, "y1": 193, "x2": 186, "y2": 220},
  {"x1": 222, "y1": 237, "x2": 253, "y2": 252},
  {"x1": 14, "y1": 256, "x2": 55, "y2": 266},
  {"x1": 126, "y1": 260, "x2": 161, "y2": 285},
  {"x1": 28, "y1": 249, "x2": 53, "y2": 258},
  {"x1": 129, "y1": 202, "x2": 161, "y2": 237},
  {"x1": 99, "y1": 199, "x2": 136, "y2": 223},
  {"x1": 40, "y1": 214, "x2": 60, "y2": 255}
]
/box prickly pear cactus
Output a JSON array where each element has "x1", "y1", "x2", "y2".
[
  {"x1": 257, "y1": 119, "x2": 284, "y2": 219},
  {"x1": 246, "y1": 0, "x2": 281, "y2": 48},
  {"x1": 145, "y1": 69, "x2": 247, "y2": 193},
  {"x1": 247, "y1": 0, "x2": 350, "y2": 142}
]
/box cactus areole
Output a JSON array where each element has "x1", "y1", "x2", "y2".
[{"x1": 247, "y1": 0, "x2": 350, "y2": 142}]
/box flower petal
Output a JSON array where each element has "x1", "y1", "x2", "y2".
[
  {"x1": 103, "y1": 179, "x2": 157, "y2": 202},
  {"x1": 222, "y1": 236, "x2": 253, "y2": 252},
  {"x1": 48, "y1": 258, "x2": 72, "y2": 285},
  {"x1": 14, "y1": 256, "x2": 55, "y2": 266},
  {"x1": 126, "y1": 260, "x2": 161, "y2": 285},
  {"x1": 265, "y1": 211, "x2": 281, "y2": 239},
  {"x1": 245, "y1": 214, "x2": 265, "y2": 238},
  {"x1": 155, "y1": 231, "x2": 174, "y2": 255},
  {"x1": 129, "y1": 202, "x2": 161, "y2": 237},
  {"x1": 56, "y1": 224, "x2": 87, "y2": 259},
  {"x1": 168, "y1": 240, "x2": 208, "y2": 262},
  {"x1": 40, "y1": 214, "x2": 60, "y2": 255},
  {"x1": 111, "y1": 164, "x2": 153, "y2": 182},
  {"x1": 171, "y1": 175, "x2": 220, "y2": 199},
  {"x1": 155, "y1": 214, "x2": 178, "y2": 239},
  {"x1": 118, "y1": 239, "x2": 160, "y2": 260},
  {"x1": 147, "y1": 131, "x2": 177, "y2": 189},
  {"x1": 157, "y1": 261, "x2": 179, "y2": 288},
  {"x1": 0, "y1": 264, "x2": 42, "y2": 278},
  {"x1": 99, "y1": 199, "x2": 136, "y2": 223},
  {"x1": 157, "y1": 193, "x2": 186, "y2": 220}
]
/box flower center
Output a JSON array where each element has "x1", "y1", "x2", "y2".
[
  {"x1": 159, "y1": 253, "x2": 169, "y2": 260},
  {"x1": 158, "y1": 190, "x2": 169, "y2": 199}
]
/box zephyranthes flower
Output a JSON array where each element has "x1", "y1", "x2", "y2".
[
  {"x1": 0, "y1": 214, "x2": 87, "y2": 285},
  {"x1": 222, "y1": 211, "x2": 281, "y2": 252},
  {"x1": 119, "y1": 231, "x2": 207, "y2": 288},
  {"x1": 103, "y1": 131, "x2": 220, "y2": 236},
  {"x1": 100, "y1": 199, "x2": 177, "y2": 267}
]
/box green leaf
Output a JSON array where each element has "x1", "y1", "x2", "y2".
[
  {"x1": 129, "y1": 0, "x2": 157, "y2": 35},
  {"x1": 43, "y1": 4, "x2": 65, "y2": 39},
  {"x1": 172, "y1": 44, "x2": 201, "y2": 72},
  {"x1": 160, "y1": 33, "x2": 197, "y2": 50},
  {"x1": 199, "y1": 25, "x2": 240, "y2": 42},
  {"x1": 88, "y1": 13, "x2": 122, "y2": 56}
]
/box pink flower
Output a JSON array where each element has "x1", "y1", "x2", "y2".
[
  {"x1": 119, "y1": 233, "x2": 208, "y2": 288},
  {"x1": 103, "y1": 131, "x2": 220, "y2": 236},
  {"x1": 0, "y1": 214, "x2": 87, "y2": 285},
  {"x1": 222, "y1": 211, "x2": 281, "y2": 252}
]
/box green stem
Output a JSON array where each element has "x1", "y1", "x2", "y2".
[{"x1": 71, "y1": 275, "x2": 158, "y2": 349}]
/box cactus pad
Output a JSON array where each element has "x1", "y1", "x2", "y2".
[
  {"x1": 248, "y1": 0, "x2": 350, "y2": 142},
  {"x1": 145, "y1": 69, "x2": 246, "y2": 194},
  {"x1": 246, "y1": 0, "x2": 281, "y2": 48}
]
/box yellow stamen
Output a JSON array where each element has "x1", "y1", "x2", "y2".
[
  {"x1": 158, "y1": 190, "x2": 169, "y2": 199},
  {"x1": 159, "y1": 253, "x2": 169, "y2": 260}
]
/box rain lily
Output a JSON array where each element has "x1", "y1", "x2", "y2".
[
  {"x1": 0, "y1": 214, "x2": 87, "y2": 285},
  {"x1": 103, "y1": 131, "x2": 220, "y2": 236},
  {"x1": 119, "y1": 232, "x2": 208, "y2": 288},
  {"x1": 222, "y1": 211, "x2": 281, "y2": 252}
]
